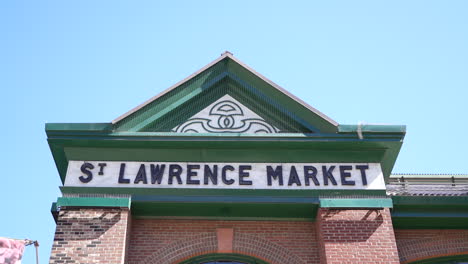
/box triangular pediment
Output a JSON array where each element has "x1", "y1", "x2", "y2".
[
  {"x1": 47, "y1": 52, "x2": 406, "y2": 184},
  {"x1": 113, "y1": 52, "x2": 338, "y2": 134}
]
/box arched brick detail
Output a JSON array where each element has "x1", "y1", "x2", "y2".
[
  {"x1": 395, "y1": 229, "x2": 468, "y2": 263},
  {"x1": 140, "y1": 232, "x2": 217, "y2": 264},
  {"x1": 128, "y1": 219, "x2": 318, "y2": 263},
  {"x1": 233, "y1": 233, "x2": 306, "y2": 264},
  {"x1": 139, "y1": 231, "x2": 305, "y2": 264}
]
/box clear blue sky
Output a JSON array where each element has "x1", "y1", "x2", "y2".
[{"x1": 1, "y1": 1, "x2": 467, "y2": 263}]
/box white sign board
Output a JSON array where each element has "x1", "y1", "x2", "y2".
[{"x1": 65, "y1": 161, "x2": 385, "y2": 190}]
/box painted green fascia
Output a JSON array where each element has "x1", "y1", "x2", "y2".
[
  {"x1": 51, "y1": 202, "x2": 58, "y2": 222},
  {"x1": 392, "y1": 212, "x2": 468, "y2": 218},
  {"x1": 56, "y1": 197, "x2": 131, "y2": 208},
  {"x1": 392, "y1": 196, "x2": 468, "y2": 229},
  {"x1": 392, "y1": 216, "x2": 468, "y2": 229},
  {"x1": 132, "y1": 195, "x2": 320, "y2": 204},
  {"x1": 130, "y1": 195, "x2": 319, "y2": 219},
  {"x1": 51, "y1": 202, "x2": 57, "y2": 212},
  {"x1": 392, "y1": 196, "x2": 468, "y2": 206},
  {"x1": 60, "y1": 186, "x2": 387, "y2": 197},
  {"x1": 45, "y1": 123, "x2": 406, "y2": 139},
  {"x1": 46, "y1": 123, "x2": 112, "y2": 132},
  {"x1": 131, "y1": 201, "x2": 318, "y2": 220},
  {"x1": 339, "y1": 124, "x2": 406, "y2": 134},
  {"x1": 47, "y1": 131, "x2": 405, "y2": 141},
  {"x1": 320, "y1": 198, "x2": 393, "y2": 208},
  {"x1": 406, "y1": 254, "x2": 468, "y2": 264}
]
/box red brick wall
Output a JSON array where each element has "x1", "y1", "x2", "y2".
[
  {"x1": 127, "y1": 219, "x2": 319, "y2": 264},
  {"x1": 395, "y1": 229, "x2": 468, "y2": 263},
  {"x1": 316, "y1": 208, "x2": 400, "y2": 264},
  {"x1": 49, "y1": 208, "x2": 130, "y2": 264},
  {"x1": 50, "y1": 208, "x2": 468, "y2": 264}
]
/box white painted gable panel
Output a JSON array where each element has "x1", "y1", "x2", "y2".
[{"x1": 173, "y1": 95, "x2": 279, "y2": 133}]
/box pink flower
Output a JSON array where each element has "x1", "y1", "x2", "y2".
[{"x1": 0, "y1": 238, "x2": 25, "y2": 264}]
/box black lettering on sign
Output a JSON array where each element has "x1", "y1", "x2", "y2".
[
  {"x1": 339, "y1": 165, "x2": 355, "y2": 185},
  {"x1": 186, "y1": 164, "x2": 200, "y2": 185},
  {"x1": 134, "y1": 164, "x2": 148, "y2": 184},
  {"x1": 150, "y1": 164, "x2": 165, "y2": 184},
  {"x1": 304, "y1": 166, "x2": 319, "y2": 186},
  {"x1": 239, "y1": 165, "x2": 252, "y2": 185},
  {"x1": 204, "y1": 165, "x2": 218, "y2": 185},
  {"x1": 288, "y1": 166, "x2": 302, "y2": 186},
  {"x1": 97, "y1": 163, "x2": 107, "y2": 175},
  {"x1": 322, "y1": 166, "x2": 337, "y2": 186},
  {"x1": 222, "y1": 165, "x2": 235, "y2": 185},
  {"x1": 118, "y1": 163, "x2": 130, "y2": 184},
  {"x1": 267, "y1": 166, "x2": 283, "y2": 186},
  {"x1": 79, "y1": 162, "x2": 94, "y2": 183},
  {"x1": 355, "y1": 165, "x2": 369, "y2": 185},
  {"x1": 168, "y1": 164, "x2": 183, "y2": 184}
]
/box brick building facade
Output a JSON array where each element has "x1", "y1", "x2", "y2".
[{"x1": 47, "y1": 52, "x2": 468, "y2": 264}]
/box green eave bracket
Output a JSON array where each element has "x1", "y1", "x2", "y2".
[
  {"x1": 56, "y1": 197, "x2": 131, "y2": 208},
  {"x1": 320, "y1": 198, "x2": 393, "y2": 208}
]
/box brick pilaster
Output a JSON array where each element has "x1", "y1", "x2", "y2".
[
  {"x1": 317, "y1": 208, "x2": 400, "y2": 264},
  {"x1": 49, "y1": 207, "x2": 130, "y2": 264}
]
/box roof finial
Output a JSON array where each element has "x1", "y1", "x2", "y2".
[{"x1": 221, "y1": 51, "x2": 233, "y2": 56}]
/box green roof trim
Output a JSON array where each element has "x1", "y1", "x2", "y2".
[
  {"x1": 392, "y1": 196, "x2": 468, "y2": 206},
  {"x1": 320, "y1": 198, "x2": 393, "y2": 208},
  {"x1": 339, "y1": 124, "x2": 406, "y2": 133},
  {"x1": 60, "y1": 186, "x2": 387, "y2": 197},
  {"x1": 46, "y1": 124, "x2": 406, "y2": 139},
  {"x1": 131, "y1": 195, "x2": 320, "y2": 204},
  {"x1": 406, "y1": 254, "x2": 468, "y2": 264},
  {"x1": 46, "y1": 123, "x2": 112, "y2": 132},
  {"x1": 132, "y1": 201, "x2": 318, "y2": 220},
  {"x1": 56, "y1": 197, "x2": 131, "y2": 208},
  {"x1": 50, "y1": 202, "x2": 58, "y2": 222},
  {"x1": 392, "y1": 196, "x2": 468, "y2": 229}
]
